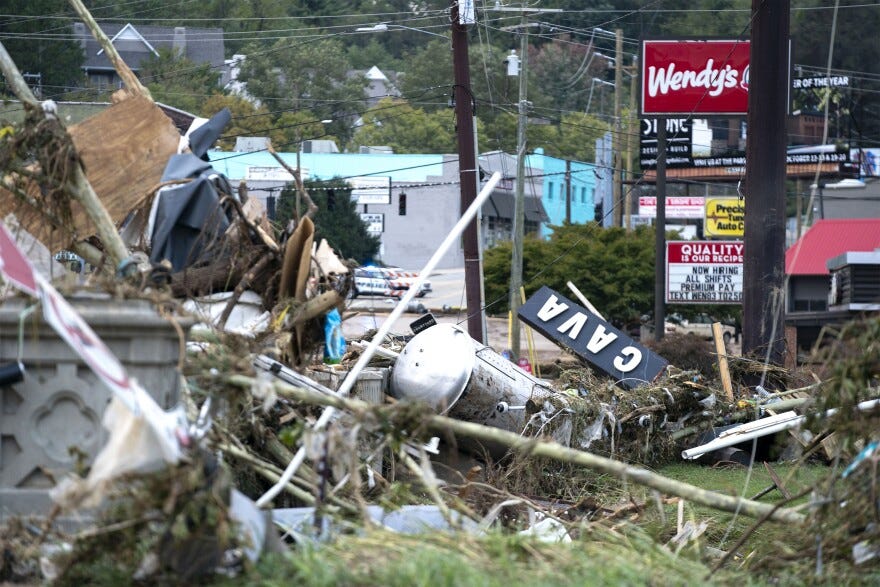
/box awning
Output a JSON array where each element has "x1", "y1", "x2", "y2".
[{"x1": 485, "y1": 191, "x2": 546, "y2": 223}]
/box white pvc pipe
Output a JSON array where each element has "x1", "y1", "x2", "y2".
[
  {"x1": 682, "y1": 398, "x2": 880, "y2": 460},
  {"x1": 256, "y1": 172, "x2": 502, "y2": 507}
]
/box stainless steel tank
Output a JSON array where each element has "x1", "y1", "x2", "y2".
[{"x1": 390, "y1": 324, "x2": 571, "y2": 446}]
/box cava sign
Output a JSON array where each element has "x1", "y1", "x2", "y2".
[{"x1": 518, "y1": 287, "x2": 668, "y2": 390}]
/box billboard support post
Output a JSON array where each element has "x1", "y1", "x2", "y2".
[{"x1": 653, "y1": 119, "x2": 667, "y2": 341}]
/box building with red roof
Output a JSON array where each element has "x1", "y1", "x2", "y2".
[{"x1": 785, "y1": 218, "x2": 880, "y2": 355}]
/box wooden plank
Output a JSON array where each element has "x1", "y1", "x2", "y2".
[
  {"x1": 68, "y1": 95, "x2": 179, "y2": 224},
  {"x1": 764, "y1": 391, "x2": 810, "y2": 448},
  {"x1": 712, "y1": 322, "x2": 734, "y2": 401},
  {"x1": 0, "y1": 96, "x2": 179, "y2": 252},
  {"x1": 784, "y1": 324, "x2": 798, "y2": 370},
  {"x1": 763, "y1": 462, "x2": 792, "y2": 500}
]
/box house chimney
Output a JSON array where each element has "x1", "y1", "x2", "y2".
[
  {"x1": 73, "y1": 22, "x2": 87, "y2": 50},
  {"x1": 173, "y1": 27, "x2": 186, "y2": 56}
]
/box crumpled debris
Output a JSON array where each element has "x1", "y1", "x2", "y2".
[
  {"x1": 50, "y1": 396, "x2": 175, "y2": 510},
  {"x1": 579, "y1": 403, "x2": 617, "y2": 450}
]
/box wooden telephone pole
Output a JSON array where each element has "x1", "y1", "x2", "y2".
[
  {"x1": 451, "y1": 1, "x2": 485, "y2": 343},
  {"x1": 742, "y1": 0, "x2": 790, "y2": 363}
]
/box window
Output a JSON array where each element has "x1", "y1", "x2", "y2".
[
  {"x1": 559, "y1": 184, "x2": 564, "y2": 201},
  {"x1": 398, "y1": 192, "x2": 407, "y2": 216},
  {"x1": 547, "y1": 182, "x2": 553, "y2": 200},
  {"x1": 580, "y1": 187, "x2": 586, "y2": 204}
]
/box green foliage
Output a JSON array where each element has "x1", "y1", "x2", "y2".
[
  {"x1": 0, "y1": 0, "x2": 84, "y2": 96},
  {"x1": 270, "y1": 111, "x2": 339, "y2": 152},
  {"x1": 396, "y1": 38, "x2": 453, "y2": 110},
  {"x1": 276, "y1": 178, "x2": 380, "y2": 264},
  {"x1": 349, "y1": 97, "x2": 461, "y2": 154},
  {"x1": 346, "y1": 38, "x2": 402, "y2": 72},
  {"x1": 140, "y1": 48, "x2": 221, "y2": 114},
  {"x1": 533, "y1": 113, "x2": 610, "y2": 163},
  {"x1": 200, "y1": 94, "x2": 273, "y2": 150},
  {"x1": 237, "y1": 36, "x2": 366, "y2": 142},
  {"x1": 530, "y1": 36, "x2": 614, "y2": 115},
  {"x1": 17, "y1": 0, "x2": 875, "y2": 151},
  {"x1": 483, "y1": 223, "x2": 656, "y2": 327}
]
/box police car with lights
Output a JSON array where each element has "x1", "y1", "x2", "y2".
[{"x1": 352, "y1": 266, "x2": 430, "y2": 298}]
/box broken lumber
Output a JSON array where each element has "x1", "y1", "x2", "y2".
[
  {"x1": 712, "y1": 322, "x2": 734, "y2": 401},
  {"x1": 0, "y1": 41, "x2": 129, "y2": 267}
]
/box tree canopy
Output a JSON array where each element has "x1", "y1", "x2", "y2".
[
  {"x1": 3, "y1": 1, "x2": 872, "y2": 156},
  {"x1": 236, "y1": 35, "x2": 367, "y2": 144},
  {"x1": 276, "y1": 178, "x2": 380, "y2": 265},
  {"x1": 140, "y1": 48, "x2": 221, "y2": 115},
  {"x1": 483, "y1": 223, "x2": 656, "y2": 327},
  {"x1": 0, "y1": 0, "x2": 84, "y2": 96},
  {"x1": 350, "y1": 98, "x2": 461, "y2": 154}
]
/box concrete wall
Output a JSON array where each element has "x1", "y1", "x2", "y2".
[{"x1": 815, "y1": 182, "x2": 880, "y2": 220}]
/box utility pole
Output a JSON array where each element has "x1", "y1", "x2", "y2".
[
  {"x1": 624, "y1": 55, "x2": 636, "y2": 231},
  {"x1": 509, "y1": 9, "x2": 528, "y2": 362},
  {"x1": 498, "y1": 4, "x2": 560, "y2": 362},
  {"x1": 565, "y1": 159, "x2": 572, "y2": 224},
  {"x1": 743, "y1": 0, "x2": 790, "y2": 363},
  {"x1": 653, "y1": 120, "x2": 667, "y2": 341},
  {"x1": 451, "y1": 1, "x2": 485, "y2": 343},
  {"x1": 612, "y1": 28, "x2": 623, "y2": 227}
]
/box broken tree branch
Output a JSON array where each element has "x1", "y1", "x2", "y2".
[
  {"x1": 1, "y1": 177, "x2": 105, "y2": 268},
  {"x1": 267, "y1": 141, "x2": 318, "y2": 221},
  {"x1": 0, "y1": 43, "x2": 38, "y2": 106},
  {"x1": 221, "y1": 195, "x2": 279, "y2": 253},
  {"x1": 288, "y1": 291, "x2": 344, "y2": 324},
  {"x1": 226, "y1": 374, "x2": 806, "y2": 525},
  {"x1": 217, "y1": 253, "x2": 274, "y2": 330}
]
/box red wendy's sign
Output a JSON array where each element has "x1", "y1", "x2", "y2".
[{"x1": 641, "y1": 39, "x2": 750, "y2": 115}]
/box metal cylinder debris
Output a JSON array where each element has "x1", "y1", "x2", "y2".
[{"x1": 390, "y1": 324, "x2": 571, "y2": 446}]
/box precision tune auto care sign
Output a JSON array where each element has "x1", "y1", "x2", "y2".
[
  {"x1": 667, "y1": 240, "x2": 744, "y2": 304},
  {"x1": 641, "y1": 39, "x2": 750, "y2": 115},
  {"x1": 518, "y1": 287, "x2": 668, "y2": 390}
]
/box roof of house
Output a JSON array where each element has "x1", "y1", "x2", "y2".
[
  {"x1": 785, "y1": 218, "x2": 880, "y2": 275},
  {"x1": 74, "y1": 22, "x2": 225, "y2": 72}
]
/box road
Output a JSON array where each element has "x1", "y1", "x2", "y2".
[
  {"x1": 343, "y1": 268, "x2": 563, "y2": 362},
  {"x1": 343, "y1": 267, "x2": 742, "y2": 360}
]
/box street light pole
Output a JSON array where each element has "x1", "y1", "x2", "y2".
[{"x1": 612, "y1": 28, "x2": 623, "y2": 228}]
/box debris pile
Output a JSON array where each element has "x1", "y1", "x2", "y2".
[{"x1": 2, "y1": 9, "x2": 880, "y2": 585}]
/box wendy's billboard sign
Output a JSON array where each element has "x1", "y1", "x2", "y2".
[{"x1": 641, "y1": 39, "x2": 751, "y2": 116}]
